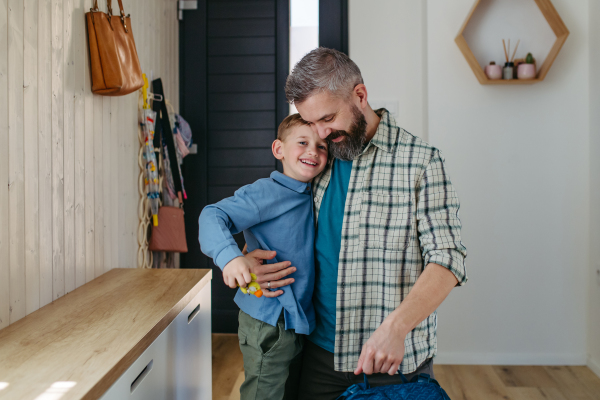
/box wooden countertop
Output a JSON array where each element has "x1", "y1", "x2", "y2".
[{"x1": 0, "y1": 268, "x2": 212, "y2": 400}]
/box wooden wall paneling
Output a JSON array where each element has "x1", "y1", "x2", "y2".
[
  {"x1": 110, "y1": 97, "x2": 119, "y2": 268},
  {"x1": 0, "y1": 0, "x2": 9, "y2": 329},
  {"x1": 38, "y1": 0, "x2": 53, "y2": 307},
  {"x1": 157, "y1": 0, "x2": 162, "y2": 81},
  {"x1": 8, "y1": 0, "x2": 26, "y2": 323},
  {"x1": 144, "y1": 0, "x2": 150, "y2": 77},
  {"x1": 102, "y1": 97, "x2": 111, "y2": 272},
  {"x1": 168, "y1": 0, "x2": 172, "y2": 103},
  {"x1": 64, "y1": 0, "x2": 75, "y2": 293},
  {"x1": 117, "y1": 95, "x2": 135, "y2": 268},
  {"x1": 24, "y1": 0, "x2": 40, "y2": 314},
  {"x1": 74, "y1": 0, "x2": 86, "y2": 288},
  {"x1": 51, "y1": 0, "x2": 65, "y2": 300},
  {"x1": 83, "y1": 0, "x2": 95, "y2": 284},
  {"x1": 0, "y1": 0, "x2": 179, "y2": 327},
  {"x1": 93, "y1": 95, "x2": 104, "y2": 278},
  {"x1": 165, "y1": 0, "x2": 170, "y2": 101}
]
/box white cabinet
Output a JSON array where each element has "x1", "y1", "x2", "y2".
[{"x1": 100, "y1": 284, "x2": 212, "y2": 400}]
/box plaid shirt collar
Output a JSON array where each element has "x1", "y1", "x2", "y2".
[{"x1": 363, "y1": 108, "x2": 397, "y2": 154}]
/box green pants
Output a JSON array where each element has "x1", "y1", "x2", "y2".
[{"x1": 238, "y1": 310, "x2": 304, "y2": 400}]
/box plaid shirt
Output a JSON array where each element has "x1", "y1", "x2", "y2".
[{"x1": 313, "y1": 109, "x2": 468, "y2": 373}]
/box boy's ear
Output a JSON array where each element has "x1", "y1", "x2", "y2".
[{"x1": 272, "y1": 139, "x2": 284, "y2": 160}]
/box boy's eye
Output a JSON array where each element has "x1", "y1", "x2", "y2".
[
  {"x1": 299, "y1": 141, "x2": 307, "y2": 145},
  {"x1": 318, "y1": 145, "x2": 327, "y2": 150}
]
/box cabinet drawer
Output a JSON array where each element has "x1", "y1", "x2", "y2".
[
  {"x1": 100, "y1": 283, "x2": 211, "y2": 400},
  {"x1": 99, "y1": 325, "x2": 170, "y2": 400},
  {"x1": 169, "y1": 282, "x2": 212, "y2": 400}
]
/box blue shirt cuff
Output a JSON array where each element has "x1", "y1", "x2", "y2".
[{"x1": 215, "y1": 245, "x2": 244, "y2": 270}]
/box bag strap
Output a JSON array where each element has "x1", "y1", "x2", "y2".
[
  {"x1": 362, "y1": 373, "x2": 409, "y2": 387},
  {"x1": 152, "y1": 78, "x2": 184, "y2": 203},
  {"x1": 92, "y1": 0, "x2": 129, "y2": 31}
]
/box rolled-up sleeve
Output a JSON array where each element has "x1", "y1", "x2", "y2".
[
  {"x1": 198, "y1": 187, "x2": 261, "y2": 270},
  {"x1": 416, "y1": 150, "x2": 468, "y2": 285}
]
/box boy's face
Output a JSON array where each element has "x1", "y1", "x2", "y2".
[{"x1": 272, "y1": 124, "x2": 329, "y2": 183}]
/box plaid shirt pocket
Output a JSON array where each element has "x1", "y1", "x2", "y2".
[{"x1": 359, "y1": 192, "x2": 413, "y2": 251}]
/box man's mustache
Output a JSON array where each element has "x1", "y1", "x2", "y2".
[{"x1": 327, "y1": 130, "x2": 349, "y2": 142}]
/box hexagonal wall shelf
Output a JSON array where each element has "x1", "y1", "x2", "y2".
[{"x1": 455, "y1": 0, "x2": 569, "y2": 85}]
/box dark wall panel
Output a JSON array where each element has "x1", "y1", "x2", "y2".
[
  {"x1": 208, "y1": 111, "x2": 275, "y2": 130},
  {"x1": 208, "y1": 56, "x2": 276, "y2": 74},
  {"x1": 319, "y1": 0, "x2": 349, "y2": 55},
  {"x1": 208, "y1": 74, "x2": 275, "y2": 93},
  {"x1": 208, "y1": 2, "x2": 275, "y2": 19},
  {"x1": 208, "y1": 37, "x2": 275, "y2": 56},
  {"x1": 208, "y1": 149, "x2": 274, "y2": 167},
  {"x1": 208, "y1": 19, "x2": 275, "y2": 37},
  {"x1": 181, "y1": 0, "x2": 289, "y2": 334},
  {"x1": 208, "y1": 93, "x2": 275, "y2": 111},
  {"x1": 209, "y1": 130, "x2": 275, "y2": 148}
]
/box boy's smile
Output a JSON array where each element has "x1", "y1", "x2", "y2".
[{"x1": 272, "y1": 124, "x2": 329, "y2": 183}]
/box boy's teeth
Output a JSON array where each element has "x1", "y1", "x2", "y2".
[{"x1": 301, "y1": 160, "x2": 316, "y2": 166}]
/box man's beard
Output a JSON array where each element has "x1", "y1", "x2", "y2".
[{"x1": 326, "y1": 105, "x2": 368, "y2": 161}]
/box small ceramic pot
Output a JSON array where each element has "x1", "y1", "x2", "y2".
[
  {"x1": 517, "y1": 63, "x2": 536, "y2": 79},
  {"x1": 485, "y1": 64, "x2": 502, "y2": 80}
]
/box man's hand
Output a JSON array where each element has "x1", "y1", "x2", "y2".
[
  {"x1": 354, "y1": 263, "x2": 459, "y2": 376},
  {"x1": 354, "y1": 319, "x2": 406, "y2": 376},
  {"x1": 243, "y1": 248, "x2": 296, "y2": 298},
  {"x1": 222, "y1": 257, "x2": 253, "y2": 289}
]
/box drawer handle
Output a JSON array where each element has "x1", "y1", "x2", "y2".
[
  {"x1": 188, "y1": 303, "x2": 201, "y2": 324},
  {"x1": 130, "y1": 359, "x2": 153, "y2": 393}
]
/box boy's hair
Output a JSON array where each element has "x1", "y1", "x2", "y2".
[{"x1": 277, "y1": 113, "x2": 309, "y2": 141}]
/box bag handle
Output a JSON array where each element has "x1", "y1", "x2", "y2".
[
  {"x1": 92, "y1": 0, "x2": 126, "y2": 16},
  {"x1": 91, "y1": 0, "x2": 129, "y2": 31}
]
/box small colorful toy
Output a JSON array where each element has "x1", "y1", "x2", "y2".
[{"x1": 238, "y1": 273, "x2": 263, "y2": 298}]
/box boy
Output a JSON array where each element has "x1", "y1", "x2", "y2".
[{"x1": 198, "y1": 114, "x2": 329, "y2": 399}]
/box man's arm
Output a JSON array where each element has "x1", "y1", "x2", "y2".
[
  {"x1": 354, "y1": 263, "x2": 457, "y2": 375},
  {"x1": 240, "y1": 248, "x2": 296, "y2": 298},
  {"x1": 356, "y1": 149, "x2": 467, "y2": 375}
]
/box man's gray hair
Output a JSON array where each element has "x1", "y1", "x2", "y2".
[{"x1": 285, "y1": 47, "x2": 364, "y2": 104}]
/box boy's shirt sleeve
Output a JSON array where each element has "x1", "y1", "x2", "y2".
[{"x1": 198, "y1": 186, "x2": 262, "y2": 270}]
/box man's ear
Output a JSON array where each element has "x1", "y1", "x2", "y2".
[
  {"x1": 353, "y1": 84, "x2": 368, "y2": 109},
  {"x1": 272, "y1": 139, "x2": 284, "y2": 160}
]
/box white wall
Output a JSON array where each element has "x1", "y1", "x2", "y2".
[
  {"x1": 588, "y1": 0, "x2": 600, "y2": 377},
  {"x1": 349, "y1": 0, "x2": 427, "y2": 138},
  {"x1": 0, "y1": 0, "x2": 179, "y2": 329},
  {"x1": 350, "y1": 0, "x2": 592, "y2": 365}
]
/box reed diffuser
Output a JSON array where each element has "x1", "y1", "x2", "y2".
[{"x1": 502, "y1": 39, "x2": 519, "y2": 80}]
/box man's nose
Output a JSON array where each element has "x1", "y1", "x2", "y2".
[{"x1": 317, "y1": 126, "x2": 331, "y2": 140}]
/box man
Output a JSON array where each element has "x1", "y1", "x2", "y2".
[{"x1": 242, "y1": 48, "x2": 467, "y2": 399}]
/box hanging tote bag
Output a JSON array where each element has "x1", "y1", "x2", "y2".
[
  {"x1": 148, "y1": 206, "x2": 188, "y2": 253},
  {"x1": 337, "y1": 374, "x2": 451, "y2": 400},
  {"x1": 85, "y1": 0, "x2": 144, "y2": 96}
]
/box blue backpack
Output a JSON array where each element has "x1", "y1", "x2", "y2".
[{"x1": 337, "y1": 373, "x2": 451, "y2": 400}]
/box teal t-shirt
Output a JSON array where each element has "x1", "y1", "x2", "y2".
[{"x1": 309, "y1": 158, "x2": 352, "y2": 352}]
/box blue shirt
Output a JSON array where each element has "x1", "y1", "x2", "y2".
[
  {"x1": 309, "y1": 159, "x2": 353, "y2": 351},
  {"x1": 198, "y1": 171, "x2": 315, "y2": 335}
]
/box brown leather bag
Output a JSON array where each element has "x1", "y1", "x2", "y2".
[
  {"x1": 85, "y1": 0, "x2": 143, "y2": 96},
  {"x1": 149, "y1": 206, "x2": 188, "y2": 253}
]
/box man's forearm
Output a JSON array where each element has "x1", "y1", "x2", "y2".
[{"x1": 385, "y1": 263, "x2": 459, "y2": 337}]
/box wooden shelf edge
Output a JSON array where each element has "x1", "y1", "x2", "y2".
[{"x1": 482, "y1": 78, "x2": 542, "y2": 85}]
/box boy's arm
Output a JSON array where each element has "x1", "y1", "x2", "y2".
[{"x1": 198, "y1": 187, "x2": 262, "y2": 271}]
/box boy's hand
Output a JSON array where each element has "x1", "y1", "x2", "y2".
[
  {"x1": 243, "y1": 249, "x2": 296, "y2": 298},
  {"x1": 222, "y1": 257, "x2": 253, "y2": 289}
]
